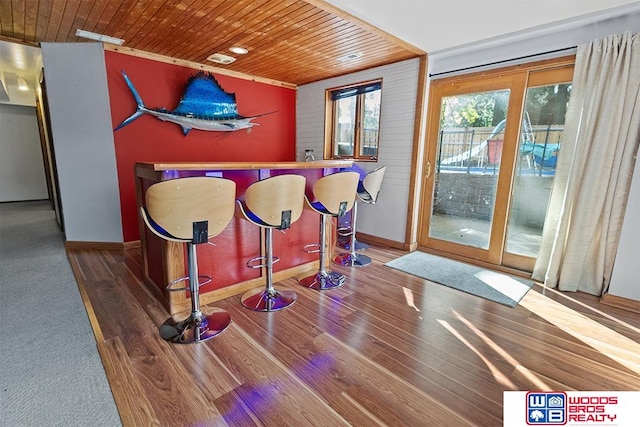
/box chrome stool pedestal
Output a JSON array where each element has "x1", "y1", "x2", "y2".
[
  {"x1": 333, "y1": 201, "x2": 372, "y2": 267},
  {"x1": 241, "y1": 227, "x2": 297, "y2": 311},
  {"x1": 299, "y1": 213, "x2": 345, "y2": 290},
  {"x1": 160, "y1": 242, "x2": 231, "y2": 343},
  {"x1": 336, "y1": 213, "x2": 369, "y2": 251}
]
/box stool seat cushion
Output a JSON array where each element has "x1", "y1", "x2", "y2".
[{"x1": 141, "y1": 206, "x2": 177, "y2": 240}]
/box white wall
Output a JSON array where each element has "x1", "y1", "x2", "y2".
[
  {"x1": 608, "y1": 157, "x2": 640, "y2": 301},
  {"x1": 428, "y1": 4, "x2": 640, "y2": 77},
  {"x1": 297, "y1": 58, "x2": 421, "y2": 244},
  {"x1": 40, "y1": 43, "x2": 123, "y2": 243},
  {"x1": 0, "y1": 104, "x2": 48, "y2": 202}
]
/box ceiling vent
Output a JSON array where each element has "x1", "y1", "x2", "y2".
[
  {"x1": 75, "y1": 29, "x2": 124, "y2": 45},
  {"x1": 207, "y1": 53, "x2": 236, "y2": 65}
]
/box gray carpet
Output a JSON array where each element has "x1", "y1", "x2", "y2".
[
  {"x1": 384, "y1": 251, "x2": 533, "y2": 307},
  {"x1": 0, "y1": 201, "x2": 121, "y2": 426}
]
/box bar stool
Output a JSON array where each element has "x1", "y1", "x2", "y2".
[
  {"x1": 334, "y1": 166, "x2": 386, "y2": 267},
  {"x1": 299, "y1": 171, "x2": 360, "y2": 290},
  {"x1": 140, "y1": 176, "x2": 236, "y2": 344},
  {"x1": 236, "y1": 174, "x2": 306, "y2": 311}
]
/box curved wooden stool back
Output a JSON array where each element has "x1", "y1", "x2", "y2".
[
  {"x1": 143, "y1": 177, "x2": 236, "y2": 240},
  {"x1": 299, "y1": 171, "x2": 359, "y2": 290},
  {"x1": 240, "y1": 174, "x2": 306, "y2": 228},
  {"x1": 307, "y1": 171, "x2": 359, "y2": 215},
  {"x1": 236, "y1": 174, "x2": 307, "y2": 312},
  {"x1": 140, "y1": 176, "x2": 236, "y2": 344},
  {"x1": 358, "y1": 165, "x2": 386, "y2": 204}
]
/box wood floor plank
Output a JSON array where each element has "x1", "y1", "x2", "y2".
[
  {"x1": 84, "y1": 277, "x2": 160, "y2": 340},
  {"x1": 211, "y1": 325, "x2": 351, "y2": 426},
  {"x1": 143, "y1": 303, "x2": 244, "y2": 401},
  {"x1": 126, "y1": 333, "x2": 227, "y2": 425},
  {"x1": 371, "y1": 347, "x2": 503, "y2": 424},
  {"x1": 68, "y1": 248, "x2": 116, "y2": 281},
  {"x1": 288, "y1": 288, "x2": 391, "y2": 360},
  {"x1": 213, "y1": 389, "x2": 266, "y2": 426},
  {"x1": 215, "y1": 296, "x2": 360, "y2": 399},
  {"x1": 328, "y1": 391, "x2": 390, "y2": 426},
  {"x1": 315, "y1": 333, "x2": 476, "y2": 426},
  {"x1": 98, "y1": 337, "x2": 161, "y2": 427},
  {"x1": 341, "y1": 304, "x2": 534, "y2": 395}
]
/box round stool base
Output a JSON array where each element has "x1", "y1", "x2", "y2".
[
  {"x1": 160, "y1": 308, "x2": 231, "y2": 344},
  {"x1": 336, "y1": 238, "x2": 370, "y2": 251},
  {"x1": 333, "y1": 252, "x2": 372, "y2": 268},
  {"x1": 241, "y1": 287, "x2": 297, "y2": 312},
  {"x1": 299, "y1": 270, "x2": 345, "y2": 290}
]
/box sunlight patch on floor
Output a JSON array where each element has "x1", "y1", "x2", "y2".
[
  {"x1": 474, "y1": 270, "x2": 532, "y2": 302},
  {"x1": 438, "y1": 319, "x2": 517, "y2": 389},
  {"x1": 447, "y1": 309, "x2": 551, "y2": 390},
  {"x1": 403, "y1": 287, "x2": 421, "y2": 313},
  {"x1": 519, "y1": 290, "x2": 640, "y2": 375}
]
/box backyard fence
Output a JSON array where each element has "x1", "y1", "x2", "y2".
[{"x1": 436, "y1": 124, "x2": 564, "y2": 174}]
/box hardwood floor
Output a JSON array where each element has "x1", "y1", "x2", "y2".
[{"x1": 67, "y1": 244, "x2": 640, "y2": 426}]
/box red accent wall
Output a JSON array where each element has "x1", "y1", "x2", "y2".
[{"x1": 105, "y1": 51, "x2": 297, "y2": 242}]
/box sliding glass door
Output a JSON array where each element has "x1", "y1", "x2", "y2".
[
  {"x1": 419, "y1": 60, "x2": 574, "y2": 272},
  {"x1": 503, "y1": 69, "x2": 573, "y2": 270}
]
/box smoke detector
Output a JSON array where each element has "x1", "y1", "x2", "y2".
[{"x1": 207, "y1": 53, "x2": 236, "y2": 65}]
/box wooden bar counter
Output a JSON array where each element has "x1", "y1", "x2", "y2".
[{"x1": 135, "y1": 160, "x2": 352, "y2": 314}]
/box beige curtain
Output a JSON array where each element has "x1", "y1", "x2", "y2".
[{"x1": 533, "y1": 32, "x2": 640, "y2": 295}]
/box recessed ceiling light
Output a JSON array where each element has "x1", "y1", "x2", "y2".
[
  {"x1": 207, "y1": 53, "x2": 236, "y2": 65},
  {"x1": 338, "y1": 52, "x2": 362, "y2": 62},
  {"x1": 229, "y1": 46, "x2": 248, "y2": 55},
  {"x1": 75, "y1": 29, "x2": 124, "y2": 45}
]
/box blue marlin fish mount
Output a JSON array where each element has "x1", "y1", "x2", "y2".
[{"x1": 114, "y1": 70, "x2": 273, "y2": 135}]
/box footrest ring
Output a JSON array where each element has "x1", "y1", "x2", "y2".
[
  {"x1": 166, "y1": 275, "x2": 212, "y2": 292},
  {"x1": 246, "y1": 255, "x2": 280, "y2": 269},
  {"x1": 302, "y1": 243, "x2": 321, "y2": 254},
  {"x1": 337, "y1": 227, "x2": 352, "y2": 237}
]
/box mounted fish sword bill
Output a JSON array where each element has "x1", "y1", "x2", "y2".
[{"x1": 114, "y1": 71, "x2": 273, "y2": 135}]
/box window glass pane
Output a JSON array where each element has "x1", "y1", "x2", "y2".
[
  {"x1": 361, "y1": 89, "x2": 381, "y2": 157},
  {"x1": 334, "y1": 97, "x2": 355, "y2": 157},
  {"x1": 429, "y1": 90, "x2": 510, "y2": 249},
  {"x1": 506, "y1": 83, "x2": 571, "y2": 256}
]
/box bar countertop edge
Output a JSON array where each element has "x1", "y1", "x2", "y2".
[{"x1": 135, "y1": 160, "x2": 354, "y2": 171}]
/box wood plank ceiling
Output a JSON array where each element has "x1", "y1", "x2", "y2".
[{"x1": 0, "y1": 0, "x2": 424, "y2": 86}]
